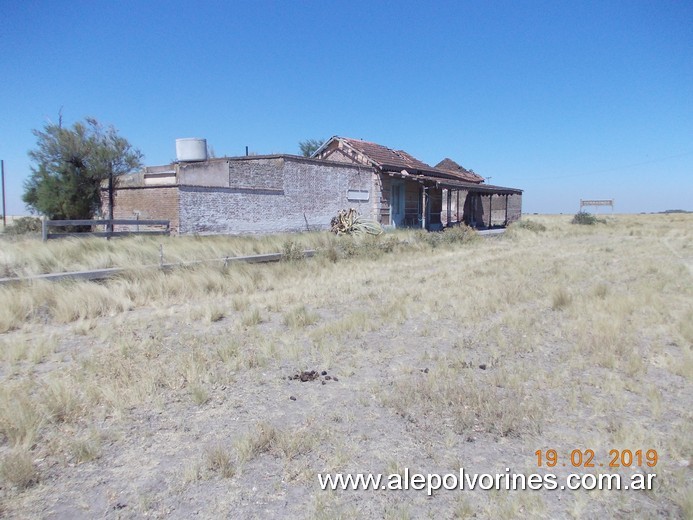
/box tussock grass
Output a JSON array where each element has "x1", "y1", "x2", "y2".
[
  {"x1": 382, "y1": 367, "x2": 545, "y2": 438},
  {"x1": 190, "y1": 384, "x2": 209, "y2": 406},
  {"x1": 551, "y1": 287, "x2": 572, "y2": 310},
  {"x1": 235, "y1": 422, "x2": 278, "y2": 464},
  {"x1": 69, "y1": 430, "x2": 102, "y2": 463},
  {"x1": 0, "y1": 228, "x2": 485, "y2": 332},
  {"x1": 206, "y1": 443, "x2": 235, "y2": 478},
  {"x1": 283, "y1": 305, "x2": 319, "y2": 328},
  {"x1": 240, "y1": 307, "x2": 263, "y2": 327},
  {"x1": 510, "y1": 218, "x2": 547, "y2": 232},
  {"x1": 40, "y1": 378, "x2": 83, "y2": 423},
  {"x1": 0, "y1": 385, "x2": 44, "y2": 448},
  {"x1": 0, "y1": 448, "x2": 39, "y2": 490}
]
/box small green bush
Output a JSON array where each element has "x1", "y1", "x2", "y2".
[
  {"x1": 572, "y1": 212, "x2": 601, "y2": 225},
  {"x1": 4, "y1": 217, "x2": 42, "y2": 235}
]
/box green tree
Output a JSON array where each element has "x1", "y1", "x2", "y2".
[
  {"x1": 23, "y1": 117, "x2": 143, "y2": 222},
  {"x1": 299, "y1": 138, "x2": 324, "y2": 157}
]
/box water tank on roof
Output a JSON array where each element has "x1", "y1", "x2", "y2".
[{"x1": 176, "y1": 138, "x2": 208, "y2": 162}]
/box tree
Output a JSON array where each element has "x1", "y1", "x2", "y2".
[
  {"x1": 299, "y1": 138, "x2": 325, "y2": 157},
  {"x1": 23, "y1": 117, "x2": 143, "y2": 222}
]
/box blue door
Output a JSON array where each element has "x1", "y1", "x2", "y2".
[{"x1": 391, "y1": 182, "x2": 405, "y2": 227}]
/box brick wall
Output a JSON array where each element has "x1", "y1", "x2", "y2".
[
  {"x1": 441, "y1": 189, "x2": 470, "y2": 224},
  {"x1": 103, "y1": 186, "x2": 180, "y2": 233},
  {"x1": 443, "y1": 191, "x2": 522, "y2": 227},
  {"x1": 507, "y1": 193, "x2": 522, "y2": 223},
  {"x1": 178, "y1": 157, "x2": 373, "y2": 234}
]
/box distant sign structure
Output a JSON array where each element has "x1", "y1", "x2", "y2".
[{"x1": 580, "y1": 199, "x2": 614, "y2": 212}]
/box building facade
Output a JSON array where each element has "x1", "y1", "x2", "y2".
[
  {"x1": 104, "y1": 137, "x2": 522, "y2": 235},
  {"x1": 313, "y1": 137, "x2": 523, "y2": 230},
  {"x1": 104, "y1": 155, "x2": 372, "y2": 235}
]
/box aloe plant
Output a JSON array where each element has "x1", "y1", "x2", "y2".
[{"x1": 330, "y1": 209, "x2": 382, "y2": 236}]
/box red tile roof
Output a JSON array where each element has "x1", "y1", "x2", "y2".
[
  {"x1": 339, "y1": 137, "x2": 438, "y2": 174},
  {"x1": 320, "y1": 137, "x2": 495, "y2": 186},
  {"x1": 434, "y1": 158, "x2": 485, "y2": 183}
]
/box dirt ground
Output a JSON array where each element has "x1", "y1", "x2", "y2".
[{"x1": 0, "y1": 214, "x2": 691, "y2": 518}]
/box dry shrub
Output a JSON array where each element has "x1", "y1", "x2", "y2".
[
  {"x1": 512, "y1": 219, "x2": 546, "y2": 232},
  {"x1": 572, "y1": 211, "x2": 605, "y2": 225},
  {"x1": 0, "y1": 385, "x2": 43, "y2": 447},
  {"x1": 0, "y1": 448, "x2": 39, "y2": 490},
  {"x1": 236, "y1": 422, "x2": 278, "y2": 464},
  {"x1": 383, "y1": 369, "x2": 544, "y2": 438},
  {"x1": 552, "y1": 288, "x2": 572, "y2": 310},
  {"x1": 206, "y1": 444, "x2": 235, "y2": 478},
  {"x1": 442, "y1": 224, "x2": 480, "y2": 243},
  {"x1": 284, "y1": 305, "x2": 319, "y2": 328}
]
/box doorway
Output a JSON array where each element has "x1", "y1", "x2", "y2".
[{"x1": 391, "y1": 181, "x2": 405, "y2": 227}]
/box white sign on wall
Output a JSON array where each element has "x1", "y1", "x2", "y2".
[{"x1": 347, "y1": 190, "x2": 370, "y2": 202}]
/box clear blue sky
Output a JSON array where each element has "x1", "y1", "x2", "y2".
[{"x1": 1, "y1": 0, "x2": 691, "y2": 215}]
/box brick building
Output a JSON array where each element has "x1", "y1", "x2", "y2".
[
  {"x1": 313, "y1": 137, "x2": 523, "y2": 230},
  {"x1": 103, "y1": 155, "x2": 372, "y2": 235},
  {"x1": 103, "y1": 137, "x2": 522, "y2": 235}
]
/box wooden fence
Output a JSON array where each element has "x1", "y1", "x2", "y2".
[{"x1": 42, "y1": 219, "x2": 170, "y2": 241}]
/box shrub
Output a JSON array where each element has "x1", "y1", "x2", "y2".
[
  {"x1": 512, "y1": 219, "x2": 546, "y2": 232},
  {"x1": 571, "y1": 212, "x2": 602, "y2": 225},
  {"x1": 0, "y1": 449, "x2": 39, "y2": 490},
  {"x1": 4, "y1": 217, "x2": 42, "y2": 235},
  {"x1": 330, "y1": 208, "x2": 383, "y2": 236},
  {"x1": 281, "y1": 240, "x2": 305, "y2": 262},
  {"x1": 441, "y1": 224, "x2": 479, "y2": 243}
]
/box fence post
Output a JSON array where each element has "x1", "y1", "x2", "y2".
[{"x1": 42, "y1": 217, "x2": 48, "y2": 242}]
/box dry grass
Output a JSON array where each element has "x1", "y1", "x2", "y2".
[
  {"x1": 0, "y1": 230, "x2": 344, "y2": 278},
  {"x1": 0, "y1": 448, "x2": 39, "y2": 490},
  {"x1": 205, "y1": 443, "x2": 235, "y2": 478},
  {"x1": 0, "y1": 214, "x2": 690, "y2": 518}
]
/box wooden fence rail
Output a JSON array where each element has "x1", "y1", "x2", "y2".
[{"x1": 42, "y1": 219, "x2": 170, "y2": 241}]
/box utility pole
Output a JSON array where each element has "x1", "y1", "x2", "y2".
[{"x1": 1, "y1": 160, "x2": 6, "y2": 228}]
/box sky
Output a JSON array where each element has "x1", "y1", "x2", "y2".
[{"x1": 1, "y1": 0, "x2": 691, "y2": 215}]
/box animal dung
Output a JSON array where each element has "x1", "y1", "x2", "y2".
[{"x1": 288, "y1": 369, "x2": 338, "y2": 384}]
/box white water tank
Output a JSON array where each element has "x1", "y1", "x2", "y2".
[{"x1": 176, "y1": 138, "x2": 208, "y2": 162}]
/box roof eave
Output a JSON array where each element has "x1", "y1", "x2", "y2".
[{"x1": 309, "y1": 136, "x2": 338, "y2": 158}]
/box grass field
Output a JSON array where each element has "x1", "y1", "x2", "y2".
[{"x1": 0, "y1": 214, "x2": 691, "y2": 518}]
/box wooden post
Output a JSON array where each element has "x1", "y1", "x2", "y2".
[
  {"x1": 457, "y1": 191, "x2": 461, "y2": 224},
  {"x1": 420, "y1": 187, "x2": 425, "y2": 229},
  {"x1": 446, "y1": 189, "x2": 451, "y2": 226},
  {"x1": 42, "y1": 217, "x2": 48, "y2": 241},
  {"x1": 505, "y1": 194, "x2": 509, "y2": 225},
  {"x1": 488, "y1": 195, "x2": 492, "y2": 227},
  {"x1": 108, "y1": 172, "x2": 114, "y2": 234}
]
